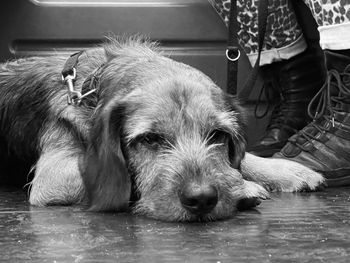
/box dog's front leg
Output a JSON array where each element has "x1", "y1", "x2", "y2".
[
  {"x1": 29, "y1": 148, "x2": 85, "y2": 206},
  {"x1": 240, "y1": 153, "x2": 325, "y2": 192},
  {"x1": 28, "y1": 121, "x2": 85, "y2": 207}
]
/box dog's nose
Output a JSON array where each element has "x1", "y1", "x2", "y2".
[{"x1": 179, "y1": 183, "x2": 218, "y2": 215}]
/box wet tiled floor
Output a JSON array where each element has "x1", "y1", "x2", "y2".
[{"x1": 1, "y1": 187, "x2": 350, "y2": 262}]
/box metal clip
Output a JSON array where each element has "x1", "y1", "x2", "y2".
[{"x1": 62, "y1": 68, "x2": 82, "y2": 105}]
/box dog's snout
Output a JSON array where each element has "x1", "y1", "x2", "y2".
[{"x1": 179, "y1": 183, "x2": 218, "y2": 215}]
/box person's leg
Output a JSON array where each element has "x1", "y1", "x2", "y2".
[
  {"x1": 274, "y1": 0, "x2": 350, "y2": 186},
  {"x1": 209, "y1": 0, "x2": 326, "y2": 157}
]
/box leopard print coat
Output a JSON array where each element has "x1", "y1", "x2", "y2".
[{"x1": 210, "y1": 0, "x2": 350, "y2": 56}]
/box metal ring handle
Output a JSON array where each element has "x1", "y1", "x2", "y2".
[{"x1": 226, "y1": 49, "x2": 241, "y2": 62}]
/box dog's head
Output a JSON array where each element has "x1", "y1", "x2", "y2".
[{"x1": 81, "y1": 40, "x2": 260, "y2": 221}]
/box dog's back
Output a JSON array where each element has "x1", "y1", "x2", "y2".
[
  {"x1": 0, "y1": 47, "x2": 109, "y2": 155},
  {"x1": 0, "y1": 57, "x2": 67, "y2": 156}
]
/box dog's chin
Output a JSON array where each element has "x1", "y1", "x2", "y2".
[{"x1": 132, "y1": 199, "x2": 238, "y2": 222}]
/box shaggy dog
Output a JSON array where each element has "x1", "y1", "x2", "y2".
[{"x1": 0, "y1": 38, "x2": 324, "y2": 221}]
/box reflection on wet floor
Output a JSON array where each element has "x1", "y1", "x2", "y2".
[{"x1": 1, "y1": 187, "x2": 350, "y2": 262}]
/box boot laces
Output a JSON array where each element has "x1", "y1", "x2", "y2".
[
  {"x1": 289, "y1": 66, "x2": 350, "y2": 150},
  {"x1": 254, "y1": 82, "x2": 276, "y2": 119},
  {"x1": 254, "y1": 82, "x2": 300, "y2": 134}
]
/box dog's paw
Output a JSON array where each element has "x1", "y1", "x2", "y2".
[
  {"x1": 263, "y1": 158, "x2": 325, "y2": 192},
  {"x1": 232, "y1": 180, "x2": 269, "y2": 210},
  {"x1": 241, "y1": 153, "x2": 325, "y2": 193},
  {"x1": 28, "y1": 151, "x2": 85, "y2": 206},
  {"x1": 234, "y1": 180, "x2": 270, "y2": 210},
  {"x1": 240, "y1": 180, "x2": 270, "y2": 199}
]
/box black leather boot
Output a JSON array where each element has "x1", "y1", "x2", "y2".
[
  {"x1": 274, "y1": 50, "x2": 350, "y2": 186},
  {"x1": 249, "y1": 46, "x2": 327, "y2": 157}
]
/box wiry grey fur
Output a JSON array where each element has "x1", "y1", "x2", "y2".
[{"x1": 0, "y1": 37, "x2": 324, "y2": 221}]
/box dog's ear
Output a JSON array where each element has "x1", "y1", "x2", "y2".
[
  {"x1": 81, "y1": 102, "x2": 131, "y2": 211},
  {"x1": 223, "y1": 94, "x2": 247, "y2": 169}
]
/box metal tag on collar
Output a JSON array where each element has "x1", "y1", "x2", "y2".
[{"x1": 62, "y1": 68, "x2": 82, "y2": 105}]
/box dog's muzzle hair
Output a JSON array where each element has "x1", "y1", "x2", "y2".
[{"x1": 0, "y1": 37, "x2": 324, "y2": 222}]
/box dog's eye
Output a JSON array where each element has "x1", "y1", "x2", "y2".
[
  {"x1": 141, "y1": 133, "x2": 165, "y2": 148},
  {"x1": 208, "y1": 130, "x2": 229, "y2": 144}
]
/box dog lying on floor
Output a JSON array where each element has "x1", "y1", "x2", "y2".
[{"x1": 0, "y1": 37, "x2": 324, "y2": 221}]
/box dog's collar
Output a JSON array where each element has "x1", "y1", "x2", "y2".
[{"x1": 62, "y1": 51, "x2": 103, "y2": 106}]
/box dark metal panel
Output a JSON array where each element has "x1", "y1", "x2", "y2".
[
  {"x1": 1, "y1": 0, "x2": 227, "y2": 41},
  {"x1": 0, "y1": 0, "x2": 234, "y2": 88}
]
